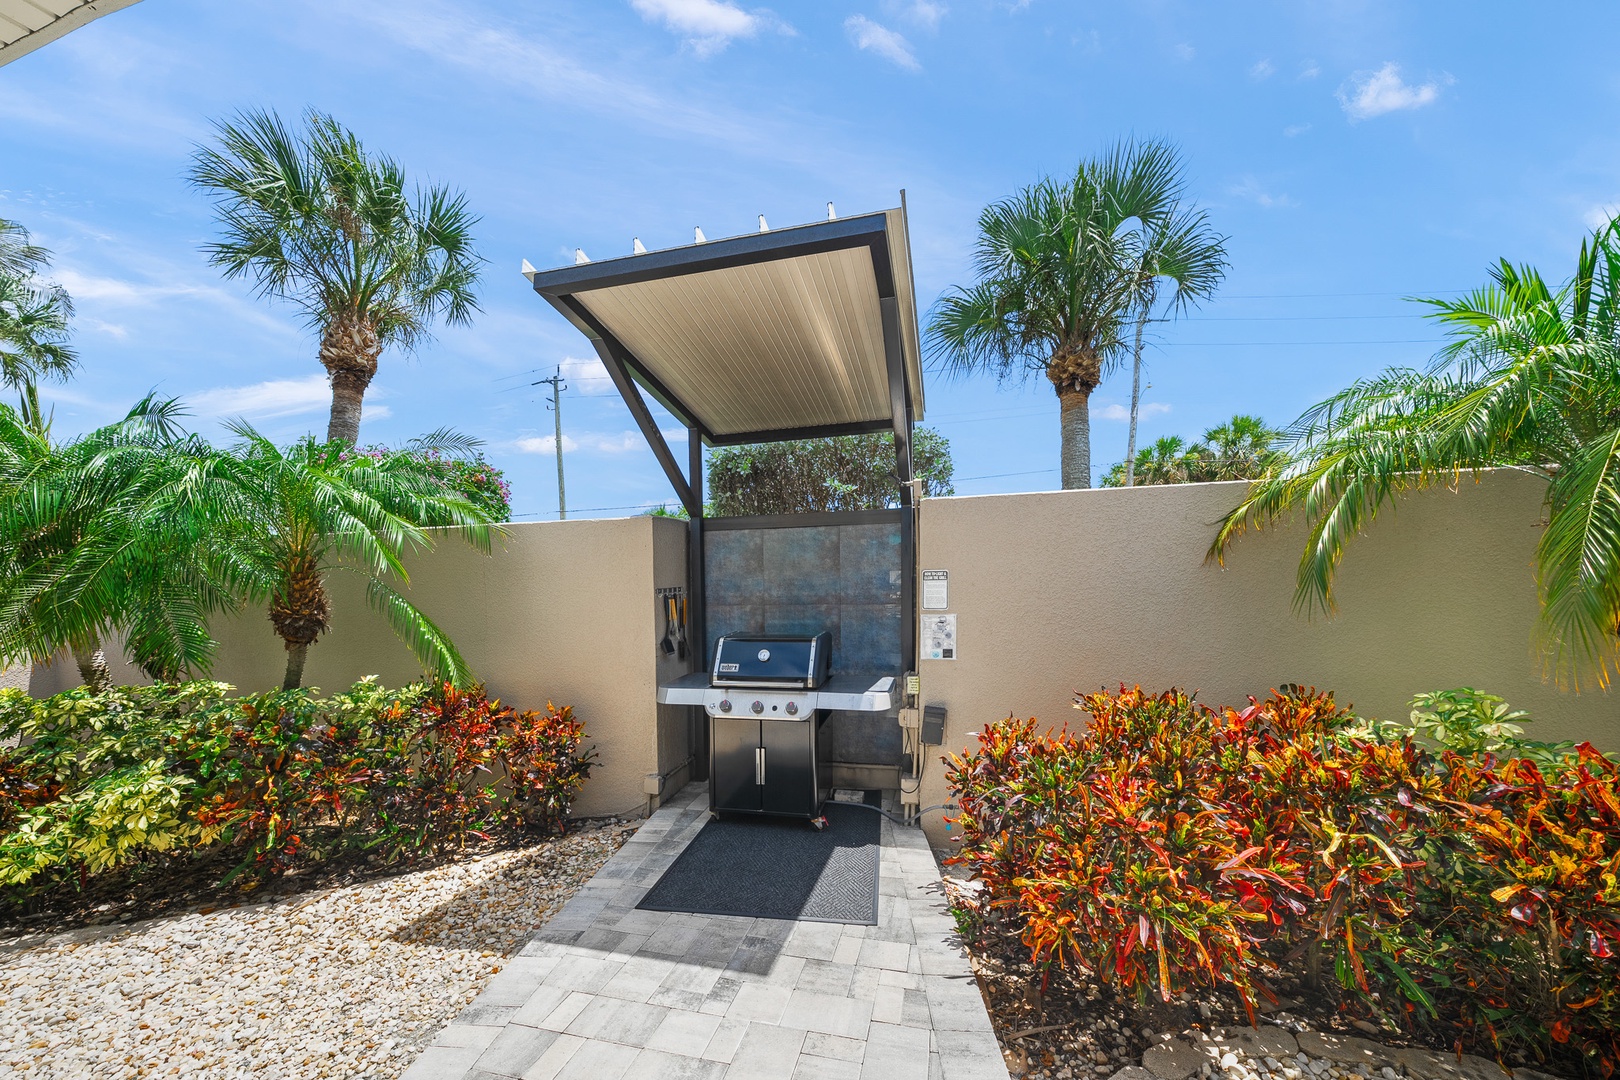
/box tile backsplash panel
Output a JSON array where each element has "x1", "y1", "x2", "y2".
[{"x1": 704, "y1": 521, "x2": 904, "y2": 765}]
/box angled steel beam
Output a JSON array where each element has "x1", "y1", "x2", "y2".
[{"x1": 554, "y1": 293, "x2": 695, "y2": 511}]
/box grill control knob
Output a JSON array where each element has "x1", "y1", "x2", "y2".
[
  {"x1": 718, "y1": 699, "x2": 731, "y2": 713},
  {"x1": 785, "y1": 701, "x2": 798, "y2": 716},
  {"x1": 751, "y1": 700, "x2": 764, "y2": 715}
]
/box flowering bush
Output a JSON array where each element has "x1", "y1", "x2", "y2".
[
  {"x1": 946, "y1": 686, "x2": 1620, "y2": 1075},
  {"x1": 337, "y1": 443, "x2": 512, "y2": 521},
  {"x1": 0, "y1": 679, "x2": 593, "y2": 896}
]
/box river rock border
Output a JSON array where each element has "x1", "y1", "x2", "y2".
[{"x1": 1116, "y1": 1025, "x2": 1563, "y2": 1080}]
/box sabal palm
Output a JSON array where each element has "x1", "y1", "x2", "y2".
[
  {"x1": 173, "y1": 426, "x2": 497, "y2": 689},
  {"x1": 928, "y1": 140, "x2": 1222, "y2": 488},
  {"x1": 0, "y1": 397, "x2": 227, "y2": 686},
  {"x1": 188, "y1": 110, "x2": 482, "y2": 444},
  {"x1": 0, "y1": 218, "x2": 76, "y2": 430},
  {"x1": 1209, "y1": 221, "x2": 1620, "y2": 685},
  {"x1": 1197, "y1": 414, "x2": 1280, "y2": 480}
]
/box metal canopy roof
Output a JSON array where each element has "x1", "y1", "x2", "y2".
[
  {"x1": 526, "y1": 207, "x2": 924, "y2": 448},
  {"x1": 0, "y1": 0, "x2": 140, "y2": 66}
]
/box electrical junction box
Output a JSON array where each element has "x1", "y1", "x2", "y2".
[
  {"x1": 898, "y1": 706, "x2": 920, "y2": 733},
  {"x1": 642, "y1": 772, "x2": 664, "y2": 797},
  {"x1": 921, "y1": 705, "x2": 947, "y2": 746}
]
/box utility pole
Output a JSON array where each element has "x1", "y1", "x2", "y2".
[{"x1": 531, "y1": 368, "x2": 567, "y2": 519}]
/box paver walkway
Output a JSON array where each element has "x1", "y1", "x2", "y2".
[{"x1": 403, "y1": 783, "x2": 1009, "y2": 1080}]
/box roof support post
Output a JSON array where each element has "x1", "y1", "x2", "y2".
[
  {"x1": 686, "y1": 426, "x2": 708, "y2": 778},
  {"x1": 880, "y1": 294, "x2": 918, "y2": 673}
]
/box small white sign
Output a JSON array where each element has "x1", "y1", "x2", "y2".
[
  {"x1": 921, "y1": 613, "x2": 956, "y2": 661},
  {"x1": 921, "y1": 569, "x2": 948, "y2": 610}
]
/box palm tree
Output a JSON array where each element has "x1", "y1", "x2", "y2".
[
  {"x1": 188, "y1": 110, "x2": 483, "y2": 445},
  {"x1": 1121, "y1": 196, "x2": 1228, "y2": 485},
  {"x1": 929, "y1": 140, "x2": 1220, "y2": 488},
  {"x1": 171, "y1": 426, "x2": 497, "y2": 689},
  {"x1": 0, "y1": 218, "x2": 76, "y2": 432},
  {"x1": 1101, "y1": 435, "x2": 1194, "y2": 487},
  {"x1": 1208, "y1": 220, "x2": 1620, "y2": 686},
  {"x1": 1196, "y1": 414, "x2": 1281, "y2": 480},
  {"x1": 1100, "y1": 415, "x2": 1283, "y2": 487},
  {"x1": 0, "y1": 397, "x2": 223, "y2": 688}
]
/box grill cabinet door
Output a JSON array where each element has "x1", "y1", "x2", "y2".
[
  {"x1": 711, "y1": 718, "x2": 762, "y2": 812},
  {"x1": 760, "y1": 719, "x2": 816, "y2": 817}
]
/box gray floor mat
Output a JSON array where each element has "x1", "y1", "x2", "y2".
[{"x1": 635, "y1": 802, "x2": 881, "y2": 925}]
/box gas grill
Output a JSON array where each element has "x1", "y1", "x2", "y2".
[{"x1": 657, "y1": 633, "x2": 895, "y2": 821}]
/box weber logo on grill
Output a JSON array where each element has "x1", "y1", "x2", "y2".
[{"x1": 718, "y1": 663, "x2": 740, "y2": 672}]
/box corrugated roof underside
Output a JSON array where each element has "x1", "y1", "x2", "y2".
[
  {"x1": 578, "y1": 247, "x2": 894, "y2": 437},
  {"x1": 0, "y1": 0, "x2": 136, "y2": 58}
]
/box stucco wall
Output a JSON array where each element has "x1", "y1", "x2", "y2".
[
  {"x1": 913, "y1": 470, "x2": 1616, "y2": 842},
  {"x1": 197, "y1": 515, "x2": 693, "y2": 820}
]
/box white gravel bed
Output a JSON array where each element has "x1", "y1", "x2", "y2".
[{"x1": 0, "y1": 823, "x2": 630, "y2": 1079}]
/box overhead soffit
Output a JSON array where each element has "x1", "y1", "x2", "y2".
[
  {"x1": 0, "y1": 0, "x2": 141, "y2": 66},
  {"x1": 576, "y1": 246, "x2": 892, "y2": 438},
  {"x1": 529, "y1": 208, "x2": 924, "y2": 443}
]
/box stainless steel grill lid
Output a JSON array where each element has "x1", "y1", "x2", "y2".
[{"x1": 711, "y1": 633, "x2": 831, "y2": 689}]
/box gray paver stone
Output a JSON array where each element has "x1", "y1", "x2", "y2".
[{"x1": 1143, "y1": 1039, "x2": 1209, "y2": 1080}]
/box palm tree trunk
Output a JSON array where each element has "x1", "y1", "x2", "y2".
[
  {"x1": 1059, "y1": 389, "x2": 1092, "y2": 489},
  {"x1": 1125, "y1": 310, "x2": 1148, "y2": 487},
  {"x1": 320, "y1": 313, "x2": 381, "y2": 445},
  {"x1": 283, "y1": 641, "x2": 309, "y2": 690},
  {"x1": 72, "y1": 642, "x2": 111, "y2": 693},
  {"x1": 326, "y1": 370, "x2": 369, "y2": 446}
]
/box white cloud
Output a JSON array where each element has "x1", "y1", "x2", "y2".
[
  {"x1": 83, "y1": 318, "x2": 128, "y2": 339},
  {"x1": 1094, "y1": 402, "x2": 1171, "y2": 422},
  {"x1": 345, "y1": 2, "x2": 862, "y2": 180},
  {"x1": 1298, "y1": 59, "x2": 1320, "y2": 80},
  {"x1": 1337, "y1": 63, "x2": 1449, "y2": 121},
  {"x1": 1585, "y1": 203, "x2": 1620, "y2": 230},
  {"x1": 1249, "y1": 58, "x2": 1274, "y2": 80},
  {"x1": 52, "y1": 265, "x2": 296, "y2": 337},
  {"x1": 187, "y1": 374, "x2": 389, "y2": 424},
  {"x1": 629, "y1": 0, "x2": 791, "y2": 56},
  {"x1": 1173, "y1": 42, "x2": 1195, "y2": 62},
  {"x1": 1229, "y1": 177, "x2": 1298, "y2": 209},
  {"x1": 558, "y1": 355, "x2": 618, "y2": 396},
  {"x1": 1283, "y1": 123, "x2": 1312, "y2": 137},
  {"x1": 886, "y1": 0, "x2": 946, "y2": 29},
  {"x1": 515, "y1": 433, "x2": 581, "y2": 454},
  {"x1": 844, "y1": 15, "x2": 920, "y2": 71},
  {"x1": 514, "y1": 428, "x2": 686, "y2": 455}
]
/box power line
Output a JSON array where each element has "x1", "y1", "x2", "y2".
[
  {"x1": 1215, "y1": 288, "x2": 1469, "y2": 299},
  {"x1": 1153, "y1": 338, "x2": 1436, "y2": 346},
  {"x1": 954, "y1": 468, "x2": 1057, "y2": 482}
]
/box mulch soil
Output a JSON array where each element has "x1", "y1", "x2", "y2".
[{"x1": 940, "y1": 872, "x2": 1566, "y2": 1080}]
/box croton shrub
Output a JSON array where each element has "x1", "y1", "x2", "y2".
[
  {"x1": 0, "y1": 679, "x2": 595, "y2": 895},
  {"x1": 945, "y1": 686, "x2": 1620, "y2": 1075}
]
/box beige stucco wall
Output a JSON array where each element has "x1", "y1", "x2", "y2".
[
  {"x1": 913, "y1": 470, "x2": 1616, "y2": 843},
  {"x1": 194, "y1": 515, "x2": 694, "y2": 820}
]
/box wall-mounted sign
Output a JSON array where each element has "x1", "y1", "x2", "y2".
[
  {"x1": 921, "y1": 613, "x2": 956, "y2": 661},
  {"x1": 921, "y1": 569, "x2": 948, "y2": 610}
]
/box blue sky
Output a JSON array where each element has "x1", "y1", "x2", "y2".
[{"x1": 3, "y1": 0, "x2": 1618, "y2": 518}]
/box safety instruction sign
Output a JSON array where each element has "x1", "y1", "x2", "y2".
[
  {"x1": 921, "y1": 569, "x2": 948, "y2": 609},
  {"x1": 921, "y1": 613, "x2": 956, "y2": 661}
]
